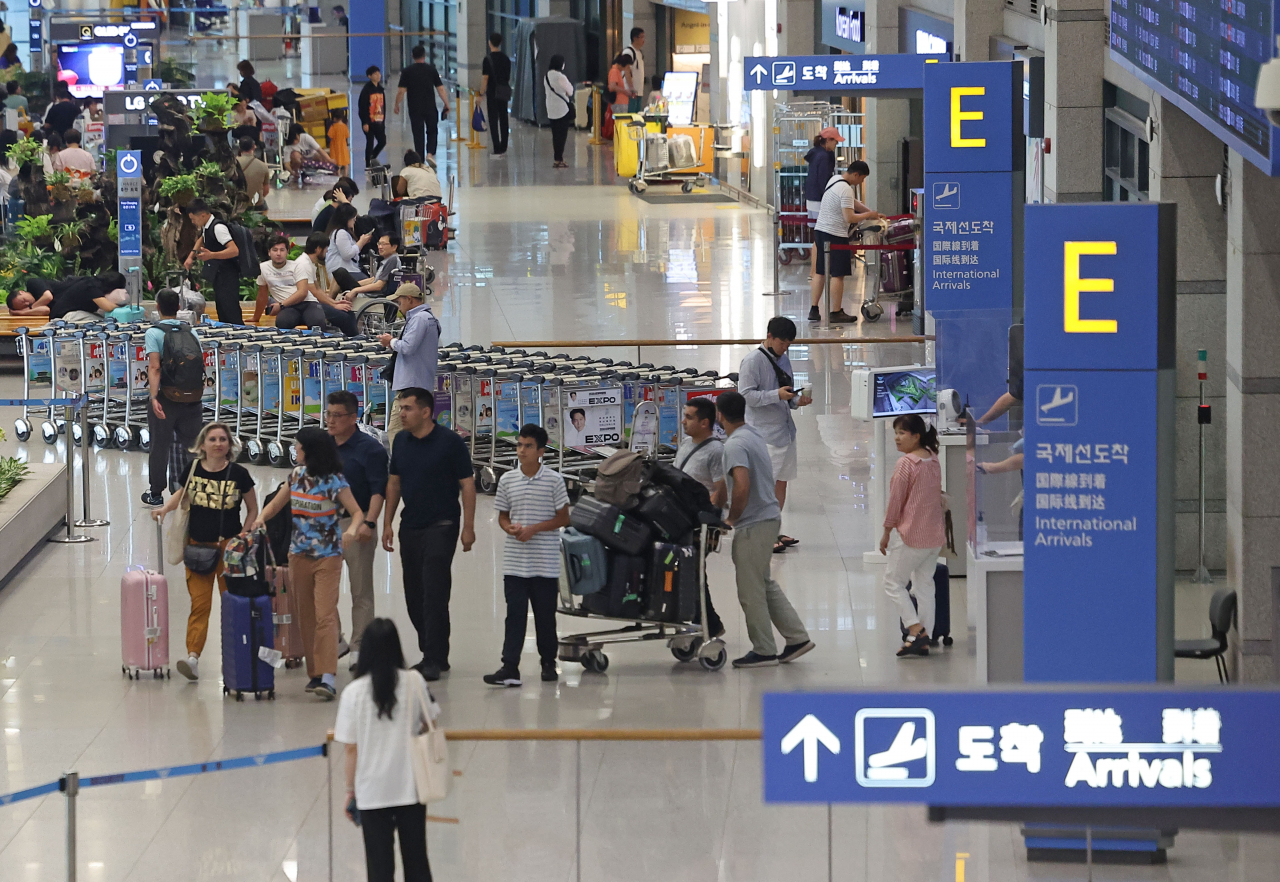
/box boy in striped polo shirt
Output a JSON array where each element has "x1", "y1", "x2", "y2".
[{"x1": 484, "y1": 424, "x2": 571, "y2": 686}]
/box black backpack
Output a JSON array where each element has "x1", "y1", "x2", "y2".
[
  {"x1": 158, "y1": 322, "x2": 204, "y2": 403},
  {"x1": 225, "y1": 220, "x2": 259, "y2": 277}
]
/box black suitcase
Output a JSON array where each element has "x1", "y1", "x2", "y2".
[
  {"x1": 570, "y1": 496, "x2": 653, "y2": 556},
  {"x1": 644, "y1": 461, "x2": 716, "y2": 519},
  {"x1": 636, "y1": 484, "x2": 695, "y2": 542},
  {"x1": 582, "y1": 552, "x2": 646, "y2": 618},
  {"x1": 898, "y1": 562, "x2": 952, "y2": 646},
  {"x1": 646, "y1": 542, "x2": 698, "y2": 622}
]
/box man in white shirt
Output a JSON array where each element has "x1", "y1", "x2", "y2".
[
  {"x1": 296, "y1": 232, "x2": 358, "y2": 335},
  {"x1": 183, "y1": 199, "x2": 243, "y2": 324},
  {"x1": 484, "y1": 423, "x2": 571, "y2": 686},
  {"x1": 253, "y1": 234, "x2": 326, "y2": 328},
  {"x1": 809, "y1": 160, "x2": 885, "y2": 324},
  {"x1": 51, "y1": 129, "x2": 95, "y2": 178},
  {"x1": 620, "y1": 28, "x2": 646, "y2": 113}
]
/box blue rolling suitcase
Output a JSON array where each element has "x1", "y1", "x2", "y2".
[{"x1": 222, "y1": 592, "x2": 276, "y2": 700}]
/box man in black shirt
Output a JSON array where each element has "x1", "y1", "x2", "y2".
[
  {"x1": 382, "y1": 387, "x2": 476, "y2": 680},
  {"x1": 395, "y1": 45, "x2": 450, "y2": 160},
  {"x1": 44, "y1": 87, "x2": 80, "y2": 138},
  {"x1": 481, "y1": 32, "x2": 512, "y2": 156},
  {"x1": 7, "y1": 273, "x2": 124, "y2": 320}
]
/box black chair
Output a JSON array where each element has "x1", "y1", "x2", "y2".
[{"x1": 1174, "y1": 588, "x2": 1237, "y2": 683}]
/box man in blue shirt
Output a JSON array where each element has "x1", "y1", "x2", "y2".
[
  {"x1": 326, "y1": 390, "x2": 387, "y2": 670},
  {"x1": 378, "y1": 282, "x2": 439, "y2": 444},
  {"x1": 142, "y1": 288, "x2": 202, "y2": 506}
]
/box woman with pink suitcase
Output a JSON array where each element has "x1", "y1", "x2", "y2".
[{"x1": 151, "y1": 422, "x2": 259, "y2": 682}]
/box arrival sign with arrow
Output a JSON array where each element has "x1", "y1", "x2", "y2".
[{"x1": 762, "y1": 690, "x2": 1280, "y2": 808}]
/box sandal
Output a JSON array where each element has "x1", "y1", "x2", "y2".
[
  {"x1": 779, "y1": 535, "x2": 799, "y2": 547},
  {"x1": 773, "y1": 540, "x2": 788, "y2": 554},
  {"x1": 896, "y1": 633, "x2": 930, "y2": 658}
]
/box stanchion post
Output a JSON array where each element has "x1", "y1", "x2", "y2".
[
  {"x1": 451, "y1": 84, "x2": 466, "y2": 142},
  {"x1": 589, "y1": 85, "x2": 607, "y2": 146},
  {"x1": 325, "y1": 739, "x2": 334, "y2": 882},
  {"x1": 575, "y1": 739, "x2": 582, "y2": 882},
  {"x1": 826, "y1": 803, "x2": 833, "y2": 882},
  {"x1": 821, "y1": 242, "x2": 832, "y2": 330},
  {"x1": 75, "y1": 405, "x2": 107, "y2": 528},
  {"x1": 50, "y1": 404, "x2": 92, "y2": 544},
  {"x1": 63, "y1": 771, "x2": 79, "y2": 882},
  {"x1": 1195, "y1": 348, "x2": 1212, "y2": 583}
]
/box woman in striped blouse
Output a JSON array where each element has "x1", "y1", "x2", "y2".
[{"x1": 879, "y1": 414, "x2": 947, "y2": 658}]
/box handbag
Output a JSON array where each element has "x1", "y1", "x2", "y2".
[
  {"x1": 408, "y1": 671, "x2": 450, "y2": 803},
  {"x1": 163, "y1": 464, "x2": 195, "y2": 566},
  {"x1": 471, "y1": 104, "x2": 486, "y2": 133},
  {"x1": 181, "y1": 463, "x2": 230, "y2": 575}
]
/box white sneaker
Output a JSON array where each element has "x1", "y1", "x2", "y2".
[
  {"x1": 347, "y1": 650, "x2": 359, "y2": 672},
  {"x1": 177, "y1": 655, "x2": 199, "y2": 681}
]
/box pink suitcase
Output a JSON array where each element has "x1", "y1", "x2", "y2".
[
  {"x1": 121, "y1": 520, "x2": 170, "y2": 679},
  {"x1": 269, "y1": 565, "x2": 305, "y2": 669}
]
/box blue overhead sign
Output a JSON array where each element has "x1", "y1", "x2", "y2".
[
  {"x1": 743, "y1": 53, "x2": 945, "y2": 92},
  {"x1": 1023, "y1": 203, "x2": 1176, "y2": 682},
  {"x1": 763, "y1": 690, "x2": 1280, "y2": 806},
  {"x1": 924, "y1": 60, "x2": 1022, "y2": 174}
]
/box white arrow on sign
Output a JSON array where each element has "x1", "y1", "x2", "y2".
[
  {"x1": 750, "y1": 64, "x2": 767, "y2": 83},
  {"x1": 780, "y1": 714, "x2": 841, "y2": 783}
]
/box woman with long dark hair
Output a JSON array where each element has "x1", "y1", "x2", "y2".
[
  {"x1": 325, "y1": 202, "x2": 372, "y2": 289},
  {"x1": 878, "y1": 414, "x2": 946, "y2": 658},
  {"x1": 252, "y1": 427, "x2": 368, "y2": 699},
  {"x1": 335, "y1": 618, "x2": 439, "y2": 882},
  {"x1": 544, "y1": 54, "x2": 574, "y2": 169}
]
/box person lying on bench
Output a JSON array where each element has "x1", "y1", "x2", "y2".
[{"x1": 7, "y1": 273, "x2": 127, "y2": 320}]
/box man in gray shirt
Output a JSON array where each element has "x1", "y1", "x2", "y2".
[
  {"x1": 378, "y1": 282, "x2": 439, "y2": 444},
  {"x1": 676, "y1": 397, "x2": 727, "y2": 637},
  {"x1": 716, "y1": 390, "x2": 814, "y2": 668},
  {"x1": 737, "y1": 316, "x2": 813, "y2": 553}
]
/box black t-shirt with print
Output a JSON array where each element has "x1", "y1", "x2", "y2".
[{"x1": 185, "y1": 461, "x2": 255, "y2": 542}]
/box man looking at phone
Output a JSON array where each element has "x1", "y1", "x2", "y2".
[{"x1": 737, "y1": 316, "x2": 812, "y2": 554}]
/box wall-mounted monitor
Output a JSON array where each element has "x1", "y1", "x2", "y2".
[
  {"x1": 851, "y1": 365, "x2": 937, "y2": 419},
  {"x1": 662, "y1": 70, "x2": 699, "y2": 126},
  {"x1": 57, "y1": 43, "x2": 125, "y2": 98}
]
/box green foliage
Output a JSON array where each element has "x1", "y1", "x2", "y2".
[
  {"x1": 108, "y1": 218, "x2": 118, "y2": 243},
  {"x1": 0, "y1": 457, "x2": 30, "y2": 501},
  {"x1": 10, "y1": 71, "x2": 49, "y2": 115},
  {"x1": 15, "y1": 215, "x2": 53, "y2": 242},
  {"x1": 7, "y1": 138, "x2": 43, "y2": 168},
  {"x1": 45, "y1": 170, "x2": 71, "y2": 187},
  {"x1": 195, "y1": 160, "x2": 225, "y2": 179},
  {"x1": 158, "y1": 174, "x2": 199, "y2": 199},
  {"x1": 190, "y1": 91, "x2": 238, "y2": 126},
  {"x1": 241, "y1": 210, "x2": 268, "y2": 229}
]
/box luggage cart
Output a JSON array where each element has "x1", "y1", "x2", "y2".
[
  {"x1": 112, "y1": 329, "x2": 152, "y2": 450},
  {"x1": 556, "y1": 522, "x2": 728, "y2": 672},
  {"x1": 12, "y1": 326, "x2": 53, "y2": 442},
  {"x1": 626, "y1": 119, "x2": 710, "y2": 195},
  {"x1": 773, "y1": 101, "x2": 865, "y2": 265},
  {"x1": 842, "y1": 214, "x2": 917, "y2": 323}
]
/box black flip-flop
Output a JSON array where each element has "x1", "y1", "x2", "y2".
[{"x1": 779, "y1": 535, "x2": 800, "y2": 547}]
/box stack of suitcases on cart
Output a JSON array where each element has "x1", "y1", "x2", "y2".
[{"x1": 561, "y1": 450, "x2": 718, "y2": 624}]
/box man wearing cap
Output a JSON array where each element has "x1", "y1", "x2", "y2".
[
  {"x1": 378, "y1": 282, "x2": 440, "y2": 443},
  {"x1": 804, "y1": 128, "x2": 843, "y2": 283}
]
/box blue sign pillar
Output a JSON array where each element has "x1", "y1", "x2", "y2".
[
  {"x1": 116, "y1": 151, "x2": 143, "y2": 306},
  {"x1": 922, "y1": 61, "x2": 1023, "y2": 423},
  {"x1": 1022, "y1": 203, "x2": 1177, "y2": 682},
  {"x1": 348, "y1": 4, "x2": 385, "y2": 85}
]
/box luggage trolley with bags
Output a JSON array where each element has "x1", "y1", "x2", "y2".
[
  {"x1": 627, "y1": 118, "x2": 710, "y2": 195},
  {"x1": 841, "y1": 214, "x2": 917, "y2": 322},
  {"x1": 557, "y1": 448, "x2": 729, "y2": 673}
]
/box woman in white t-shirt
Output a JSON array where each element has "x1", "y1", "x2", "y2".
[
  {"x1": 544, "y1": 54, "x2": 575, "y2": 169},
  {"x1": 335, "y1": 618, "x2": 440, "y2": 882},
  {"x1": 286, "y1": 126, "x2": 335, "y2": 174}
]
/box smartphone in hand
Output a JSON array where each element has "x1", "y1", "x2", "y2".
[{"x1": 346, "y1": 796, "x2": 361, "y2": 826}]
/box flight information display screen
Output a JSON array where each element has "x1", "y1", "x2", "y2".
[{"x1": 1109, "y1": 0, "x2": 1275, "y2": 170}]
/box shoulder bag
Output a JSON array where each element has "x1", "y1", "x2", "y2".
[
  {"x1": 757, "y1": 345, "x2": 794, "y2": 390},
  {"x1": 408, "y1": 670, "x2": 450, "y2": 803},
  {"x1": 163, "y1": 463, "x2": 196, "y2": 566},
  {"x1": 182, "y1": 464, "x2": 231, "y2": 575},
  {"x1": 545, "y1": 73, "x2": 575, "y2": 125}
]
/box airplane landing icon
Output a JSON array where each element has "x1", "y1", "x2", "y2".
[
  {"x1": 932, "y1": 181, "x2": 960, "y2": 210},
  {"x1": 866, "y1": 722, "x2": 930, "y2": 780},
  {"x1": 1035, "y1": 384, "x2": 1078, "y2": 426}
]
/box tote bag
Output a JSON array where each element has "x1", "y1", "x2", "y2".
[
  {"x1": 163, "y1": 476, "x2": 193, "y2": 565},
  {"x1": 408, "y1": 671, "x2": 450, "y2": 803}
]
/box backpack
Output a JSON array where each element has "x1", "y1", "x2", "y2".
[
  {"x1": 645, "y1": 460, "x2": 716, "y2": 519},
  {"x1": 225, "y1": 220, "x2": 259, "y2": 277},
  {"x1": 593, "y1": 449, "x2": 644, "y2": 507},
  {"x1": 158, "y1": 321, "x2": 204, "y2": 403},
  {"x1": 264, "y1": 483, "x2": 293, "y2": 562}
]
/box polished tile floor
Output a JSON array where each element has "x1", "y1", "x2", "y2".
[{"x1": 0, "y1": 55, "x2": 1268, "y2": 881}]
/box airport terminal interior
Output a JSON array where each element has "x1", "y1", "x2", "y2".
[{"x1": 0, "y1": 2, "x2": 1277, "y2": 880}]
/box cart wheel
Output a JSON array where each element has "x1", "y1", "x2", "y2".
[
  {"x1": 40, "y1": 421, "x2": 57, "y2": 445},
  {"x1": 582, "y1": 650, "x2": 609, "y2": 673},
  {"x1": 138, "y1": 427, "x2": 151, "y2": 452},
  {"x1": 628, "y1": 181, "x2": 640, "y2": 195},
  {"x1": 477, "y1": 466, "x2": 497, "y2": 495},
  {"x1": 287, "y1": 442, "x2": 299, "y2": 467},
  {"x1": 267, "y1": 440, "x2": 286, "y2": 466},
  {"x1": 92, "y1": 423, "x2": 109, "y2": 448},
  {"x1": 777, "y1": 249, "x2": 794, "y2": 265},
  {"x1": 861, "y1": 301, "x2": 884, "y2": 322},
  {"x1": 942, "y1": 635, "x2": 954, "y2": 647},
  {"x1": 55, "y1": 419, "x2": 66, "y2": 435},
  {"x1": 254, "y1": 691, "x2": 263, "y2": 701},
  {"x1": 246, "y1": 437, "x2": 268, "y2": 464},
  {"x1": 423, "y1": 266, "x2": 437, "y2": 285},
  {"x1": 223, "y1": 686, "x2": 229, "y2": 695},
  {"x1": 268, "y1": 689, "x2": 275, "y2": 700},
  {"x1": 698, "y1": 648, "x2": 728, "y2": 672},
  {"x1": 113, "y1": 425, "x2": 132, "y2": 450},
  {"x1": 235, "y1": 692, "x2": 245, "y2": 702},
  {"x1": 153, "y1": 668, "x2": 162, "y2": 679},
  {"x1": 14, "y1": 419, "x2": 30, "y2": 442},
  {"x1": 682, "y1": 181, "x2": 694, "y2": 194},
  {"x1": 671, "y1": 637, "x2": 702, "y2": 663},
  {"x1": 70, "y1": 422, "x2": 83, "y2": 447}
]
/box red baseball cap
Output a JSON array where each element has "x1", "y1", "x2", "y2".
[{"x1": 818, "y1": 127, "x2": 845, "y2": 142}]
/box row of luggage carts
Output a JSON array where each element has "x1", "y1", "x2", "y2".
[{"x1": 10, "y1": 319, "x2": 740, "y2": 498}]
